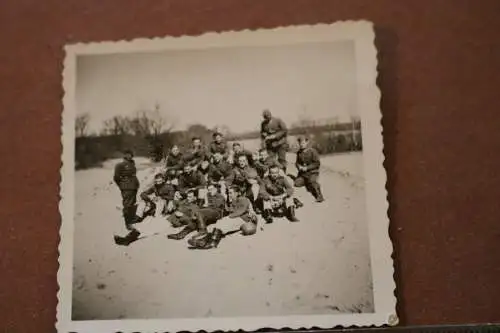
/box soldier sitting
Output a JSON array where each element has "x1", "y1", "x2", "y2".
[
  {"x1": 294, "y1": 136, "x2": 324, "y2": 203},
  {"x1": 189, "y1": 185, "x2": 258, "y2": 250},
  {"x1": 208, "y1": 130, "x2": 229, "y2": 160},
  {"x1": 254, "y1": 148, "x2": 282, "y2": 179},
  {"x1": 168, "y1": 184, "x2": 225, "y2": 242},
  {"x1": 134, "y1": 173, "x2": 177, "y2": 222},
  {"x1": 177, "y1": 163, "x2": 208, "y2": 207},
  {"x1": 184, "y1": 137, "x2": 209, "y2": 169},
  {"x1": 207, "y1": 152, "x2": 234, "y2": 200},
  {"x1": 228, "y1": 142, "x2": 254, "y2": 166},
  {"x1": 259, "y1": 165, "x2": 299, "y2": 223},
  {"x1": 231, "y1": 154, "x2": 260, "y2": 208},
  {"x1": 167, "y1": 190, "x2": 200, "y2": 229},
  {"x1": 164, "y1": 145, "x2": 184, "y2": 175}
]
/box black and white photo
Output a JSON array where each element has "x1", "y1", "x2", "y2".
[{"x1": 57, "y1": 22, "x2": 396, "y2": 332}]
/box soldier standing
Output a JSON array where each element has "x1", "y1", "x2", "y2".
[
  {"x1": 260, "y1": 109, "x2": 289, "y2": 173},
  {"x1": 113, "y1": 149, "x2": 140, "y2": 230},
  {"x1": 294, "y1": 136, "x2": 324, "y2": 202}
]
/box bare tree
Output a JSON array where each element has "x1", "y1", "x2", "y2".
[
  {"x1": 101, "y1": 116, "x2": 132, "y2": 136},
  {"x1": 75, "y1": 113, "x2": 90, "y2": 138}
]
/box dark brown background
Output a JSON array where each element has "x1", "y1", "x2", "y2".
[{"x1": 1, "y1": 0, "x2": 500, "y2": 332}]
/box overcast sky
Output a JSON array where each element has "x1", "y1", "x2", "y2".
[{"x1": 76, "y1": 40, "x2": 357, "y2": 134}]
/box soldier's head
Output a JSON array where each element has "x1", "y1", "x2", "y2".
[
  {"x1": 269, "y1": 165, "x2": 280, "y2": 180},
  {"x1": 173, "y1": 191, "x2": 183, "y2": 201},
  {"x1": 228, "y1": 185, "x2": 241, "y2": 200},
  {"x1": 200, "y1": 159, "x2": 210, "y2": 170},
  {"x1": 298, "y1": 136, "x2": 309, "y2": 150},
  {"x1": 213, "y1": 152, "x2": 223, "y2": 163},
  {"x1": 259, "y1": 148, "x2": 269, "y2": 160},
  {"x1": 171, "y1": 145, "x2": 180, "y2": 156},
  {"x1": 192, "y1": 137, "x2": 202, "y2": 148},
  {"x1": 166, "y1": 168, "x2": 177, "y2": 179},
  {"x1": 207, "y1": 183, "x2": 218, "y2": 196},
  {"x1": 262, "y1": 109, "x2": 272, "y2": 121},
  {"x1": 213, "y1": 131, "x2": 223, "y2": 143},
  {"x1": 154, "y1": 173, "x2": 166, "y2": 185},
  {"x1": 237, "y1": 154, "x2": 248, "y2": 168},
  {"x1": 183, "y1": 164, "x2": 192, "y2": 174},
  {"x1": 232, "y1": 142, "x2": 242, "y2": 153},
  {"x1": 123, "y1": 149, "x2": 134, "y2": 161},
  {"x1": 186, "y1": 190, "x2": 196, "y2": 203}
]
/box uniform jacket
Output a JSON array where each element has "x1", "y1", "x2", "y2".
[
  {"x1": 184, "y1": 145, "x2": 209, "y2": 165},
  {"x1": 209, "y1": 141, "x2": 229, "y2": 157},
  {"x1": 260, "y1": 117, "x2": 288, "y2": 148},
  {"x1": 231, "y1": 165, "x2": 259, "y2": 186},
  {"x1": 260, "y1": 175, "x2": 294, "y2": 200},
  {"x1": 227, "y1": 196, "x2": 251, "y2": 218},
  {"x1": 165, "y1": 152, "x2": 184, "y2": 170},
  {"x1": 113, "y1": 159, "x2": 139, "y2": 190},
  {"x1": 254, "y1": 156, "x2": 282, "y2": 178},
  {"x1": 233, "y1": 149, "x2": 255, "y2": 166},
  {"x1": 140, "y1": 182, "x2": 176, "y2": 202},
  {"x1": 207, "y1": 192, "x2": 226, "y2": 213},
  {"x1": 296, "y1": 147, "x2": 320, "y2": 174},
  {"x1": 177, "y1": 199, "x2": 200, "y2": 218},
  {"x1": 207, "y1": 160, "x2": 233, "y2": 182},
  {"x1": 178, "y1": 170, "x2": 207, "y2": 192}
]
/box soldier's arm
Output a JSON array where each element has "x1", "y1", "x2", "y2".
[
  {"x1": 140, "y1": 186, "x2": 155, "y2": 202},
  {"x1": 271, "y1": 119, "x2": 288, "y2": 140},
  {"x1": 259, "y1": 180, "x2": 271, "y2": 200},
  {"x1": 284, "y1": 178, "x2": 294, "y2": 197},
  {"x1": 113, "y1": 164, "x2": 122, "y2": 184},
  {"x1": 197, "y1": 172, "x2": 207, "y2": 188},
  {"x1": 305, "y1": 149, "x2": 321, "y2": 171},
  {"x1": 228, "y1": 197, "x2": 250, "y2": 218}
]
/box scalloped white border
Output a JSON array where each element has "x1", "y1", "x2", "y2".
[{"x1": 57, "y1": 20, "x2": 396, "y2": 333}]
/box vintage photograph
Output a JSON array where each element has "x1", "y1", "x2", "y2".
[{"x1": 57, "y1": 22, "x2": 396, "y2": 332}]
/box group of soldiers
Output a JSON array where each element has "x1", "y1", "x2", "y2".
[{"x1": 112, "y1": 110, "x2": 325, "y2": 249}]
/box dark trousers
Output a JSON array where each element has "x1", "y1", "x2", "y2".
[
  {"x1": 195, "y1": 208, "x2": 223, "y2": 232},
  {"x1": 269, "y1": 145, "x2": 288, "y2": 172},
  {"x1": 120, "y1": 189, "x2": 138, "y2": 224},
  {"x1": 294, "y1": 173, "x2": 323, "y2": 199}
]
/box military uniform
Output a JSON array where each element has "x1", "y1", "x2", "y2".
[
  {"x1": 260, "y1": 174, "x2": 298, "y2": 222},
  {"x1": 165, "y1": 152, "x2": 184, "y2": 172},
  {"x1": 231, "y1": 149, "x2": 255, "y2": 166},
  {"x1": 178, "y1": 170, "x2": 207, "y2": 195},
  {"x1": 137, "y1": 181, "x2": 177, "y2": 218},
  {"x1": 184, "y1": 145, "x2": 209, "y2": 167},
  {"x1": 294, "y1": 147, "x2": 324, "y2": 202},
  {"x1": 207, "y1": 159, "x2": 233, "y2": 184},
  {"x1": 254, "y1": 156, "x2": 282, "y2": 178},
  {"x1": 113, "y1": 159, "x2": 140, "y2": 224},
  {"x1": 208, "y1": 140, "x2": 229, "y2": 159},
  {"x1": 260, "y1": 117, "x2": 288, "y2": 172},
  {"x1": 168, "y1": 193, "x2": 225, "y2": 240}
]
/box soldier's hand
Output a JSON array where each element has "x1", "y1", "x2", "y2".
[{"x1": 175, "y1": 211, "x2": 183, "y2": 217}]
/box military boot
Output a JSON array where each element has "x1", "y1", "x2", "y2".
[
  {"x1": 114, "y1": 229, "x2": 140, "y2": 246},
  {"x1": 286, "y1": 206, "x2": 300, "y2": 222},
  {"x1": 293, "y1": 198, "x2": 304, "y2": 209},
  {"x1": 262, "y1": 209, "x2": 274, "y2": 224},
  {"x1": 167, "y1": 225, "x2": 195, "y2": 240}
]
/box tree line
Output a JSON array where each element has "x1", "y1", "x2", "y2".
[{"x1": 75, "y1": 105, "x2": 362, "y2": 170}]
